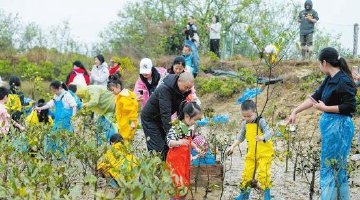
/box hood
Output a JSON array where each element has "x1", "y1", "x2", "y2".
[
  {"x1": 73, "y1": 67, "x2": 87, "y2": 74},
  {"x1": 162, "y1": 74, "x2": 181, "y2": 94},
  {"x1": 76, "y1": 85, "x2": 88, "y2": 98},
  {"x1": 304, "y1": 0, "x2": 312, "y2": 10}
]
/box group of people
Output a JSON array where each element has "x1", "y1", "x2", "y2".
[{"x1": 0, "y1": 2, "x2": 359, "y2": 199}]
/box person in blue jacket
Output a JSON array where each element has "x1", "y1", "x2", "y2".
[{"x1": 289, "y1": 47, "x2": 356, "y2": 200}]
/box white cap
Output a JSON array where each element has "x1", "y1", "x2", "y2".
[{"x1": 139, "y1": 58, "x2": 153, "y2": 74}]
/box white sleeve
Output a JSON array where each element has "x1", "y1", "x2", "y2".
[
  {"x1": 214, "y1": 24, "x2": 221, "y2": 33},
  {"x1": 43, "y1": 99, "x2": 54, "y2": 109},
  {"x1": 64, "y1": 92, "x2": 77, "y2": 116}
]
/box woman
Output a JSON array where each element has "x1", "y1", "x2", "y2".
[
  {"x1": 109, "y1": 56, "x2": 122, "y2": 77},
  {"x1": 133, "y1": 58, "x2": 166, "y2": 109},
  {"x1": 91, "y1": 54, "x2": 109, "y2": 86},
  {"x1": 161, "y1": 56, "x2": 200, "y2": 104},
  {"x1": 208, "y1": 15, "x2": 221, "y2": 57},
  {"x1": 289, "y1": 47, "x2": 356, "y2": 200},
  {"x1": 65, "y1": 60, "x2": 90, "y2": 86},
  {"x1": 108, "y1": 75, "x2": 139, "y2": 141}
]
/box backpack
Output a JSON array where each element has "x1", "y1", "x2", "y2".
[{"x1": 72, "y1": 71, "x2": 87, "y2": 86}]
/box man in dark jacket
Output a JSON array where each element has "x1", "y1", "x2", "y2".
[
  {"x1": 141, "y1": 72, "x2": 194, "y2": 159},
  {"x1": 298, "y1": 0, "x2": 319, "y2": 60}
]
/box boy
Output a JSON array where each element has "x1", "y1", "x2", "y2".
[{"x1": 226, "y1": 100, "x2": 274, "y2": 200}]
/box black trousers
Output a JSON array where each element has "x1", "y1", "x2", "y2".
[
  {"x1": 141, "y1": 115, "x2": 169, "y2": 160},
  {"x1": 210, "y1": 39, "x2": 220, "y2": 57}
]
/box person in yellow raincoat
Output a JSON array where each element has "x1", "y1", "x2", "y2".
[
  {"x1": 227, "y1": 100, "x2": 274, "y2": 200},
  {"x1": 107, "y1": 75, "x2": 139, "y2": 141},
  {"x1": 97, "y1": 134, "x2": 138, "y2": 186}
]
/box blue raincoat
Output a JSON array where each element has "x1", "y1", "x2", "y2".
[{"x1": 319, "y1": 113, "x2": 354, "y2": 200}]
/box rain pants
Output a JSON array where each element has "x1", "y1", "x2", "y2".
[
  {"x1": 240, "y1": 122, "x2": 274, "y2": 190},
  {"x1": 319, "y1": 113, "x2": 354, "y2": 200}
]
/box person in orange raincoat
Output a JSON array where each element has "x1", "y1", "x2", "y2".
[
  {"x1": 107, "y1": 75, "x2": 139, "y2": 141},
  {"x1": 166, "y1": 102, "x2": 203, "y2": 200}
]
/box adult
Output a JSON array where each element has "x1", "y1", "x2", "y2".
[
  {"x1": 289, "y1": 47, "x2": 356, "y2": 199},
  {"x1": 208, "y1": 15, "x2": 221, "y2": 57},
  {"x1": 141, "y1": 72, "x2": 194, "y2": 160},
  {"x1": 76, "y1": 85, "x2": 117, "y2": 143},
  {"x1": 298, "y1": 0, "x2": 319, "y2": 60},
  {"x1": 109, "y1": 56, "x2": 122, "y2": 77},
  {"x1": 161, "y1": 56, "x2": 200, "y2": 104},
  {"x1": 65, "y1": 60, "x2": 90, "y2": 86},
  {"x1": 90, "y1": 54, "x2": 109, "y2": 86},
  {"x1": 182, "y1": 45, "x2": 199, "y2": 78},
  {"x1": 134, "y1": 58, "x2": 166, "y2": 109}
]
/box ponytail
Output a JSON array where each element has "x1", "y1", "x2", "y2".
[
  {"x1": 178, "y1": 101, "x2": 201, "y2": 120},
  {"x1": 338, "y1": 57, "x2": 354, "y2": 82},
  {"x1": 50, "y1": 80, "x2": 68, "y2": 91},
  {"x1": 318, "y1": 47, "x2": 354, "y2": 84}
]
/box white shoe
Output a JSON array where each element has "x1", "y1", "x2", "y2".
[{"x1": 351, "y1": 154, "x2": 360, "y2": 161}]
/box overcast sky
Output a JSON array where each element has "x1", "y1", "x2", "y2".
[{"x1": 1, "y1": 0, "x2": 359, "y2": 51}]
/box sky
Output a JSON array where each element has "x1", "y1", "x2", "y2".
[{"x1": 0, "y1": 0, "x2": 360, "y2": 51}]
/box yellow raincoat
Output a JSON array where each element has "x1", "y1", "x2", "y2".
[
  {"x1": 115, "y1": 89, "x2": 138, "y2": 141},
  {"x1": 241, "y1": 122, "x2": 274, "y2": 190},
  {"x1": 5, "y1": 94, "x2": 22, "y2": 112},
  {"x1": 97, "y1": 142, "x2": 139, "y2": 180}
]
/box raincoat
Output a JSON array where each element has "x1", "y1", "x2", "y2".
[
  {"x1": 77, "y1": 85, "x2": 117, "y2": 142},
  {"x1": 97, "y1": 142, "x2": 139, "y2": 181},
  {"x1": 115, "y1": 89, "x2": 138, "y2": 141}
]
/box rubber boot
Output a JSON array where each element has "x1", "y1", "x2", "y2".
[
  {"x1": 264, "y1": 189, "x2": 271, "y2": 200},
  {"x1": 234, "y1": 189, "x2": 250, "y2": 200}
]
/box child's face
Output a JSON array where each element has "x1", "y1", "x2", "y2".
[
  {"x1": 1, "y1": 95, "x2": 8, "y2": 103},
  {"x1": 108, "y1": 85, "x2": 122, "y2": 95},
  {"x1": 242, "y1": 110, "x2": 256, "y2": 123},
  {"x1": 51, "y1": 87, "x2": 62, "y2": 96},
  {"x1": 184, "y1": 113, "x2": 202, "y2": 126}
]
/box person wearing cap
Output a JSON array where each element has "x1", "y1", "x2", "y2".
[
  {"x1": 141, "y1": 72, "x2": 194, "y2": 160},
  {"x1": 90, "y1": 54, "x2": 109, "y2": 86},
  {"x1": 298, "y1": 0, "x2": 319, "y2": 60},
  {"x1": 133, "y1": 58, "x2": 166, "y2": 109},
  {"x1": 109, "y1": 56, "x2": 122, "y2": 77}
]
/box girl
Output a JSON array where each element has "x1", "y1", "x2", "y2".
[
  {"x1": 6, "y1": 76, "x2": 25, "y2": 121},
  {"x1": 107, "y1": 75, "x2": 138, "y2": 141},
  {"x1": 166, "y1": 102, "x2": 203, "y2": 200},
  {"x1": 26, "y1": 99, "x2": 53, "y2": 126},
  {"x1": 35, "y1": 81, "x2": 77, "y2": 153},
  {"x1": 91, "y1": 54, "x2": 109, "y2": 86},
  {"x1": 289, "y1": 47, "x2": 356, "y2": 200}
]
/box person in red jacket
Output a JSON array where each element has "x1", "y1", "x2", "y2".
[
  {"x1": 65, "y1": 60, "x2": 90, "y2": 86},
  {"x1": 109, "y1": 56, "x2": 122, "y2": 77}
]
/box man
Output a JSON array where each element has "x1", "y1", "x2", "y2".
[
  {"x1": 182, "y1": 45, "x2": 199, "y2": 78},
  {"x1": 141, "y1": 72, "x2": 194, "y2": 160},
  {"x1": 298, "y1": 0, "x2": 319, "y2": 60}
]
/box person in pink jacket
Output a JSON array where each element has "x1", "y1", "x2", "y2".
[{"x1": 134, "y1": 58, "x2": 166, "y2": 109}]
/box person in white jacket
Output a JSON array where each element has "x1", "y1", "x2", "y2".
[
  {"x1": 90, "y1": 54, "x2": 109, "y2": 86},
  {"x1": 208, "y1": 15, "x2": 221, "y2": 57}
]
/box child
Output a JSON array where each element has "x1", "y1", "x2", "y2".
[
  {"x1": 226, "y1": 100, "x2": 274, "y2": 200},
  {"x1": 97, "y1": 134, "x2": 138, "y2": 187},
  {"x1": 6, "y1": 76, "x2": 25, "y2": 121},
  {"x1": 0, "y1": 87, "x2": 24, "y2": 135},
  {"x1": 26, "y1": 99, "x2": 53, "y2": 126},
  {"x1": 35, "y1": 81, "x2": 77, "y2": 154},
  {"x1": 68, "y1": 84, "x2": 83, "y2": 111},
  {"x1": 166, "y1": 102, "x2": 203, "y2": 200},
  {"x1": 107, "y1": 75, "x2": 139, "y2": 141}
]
